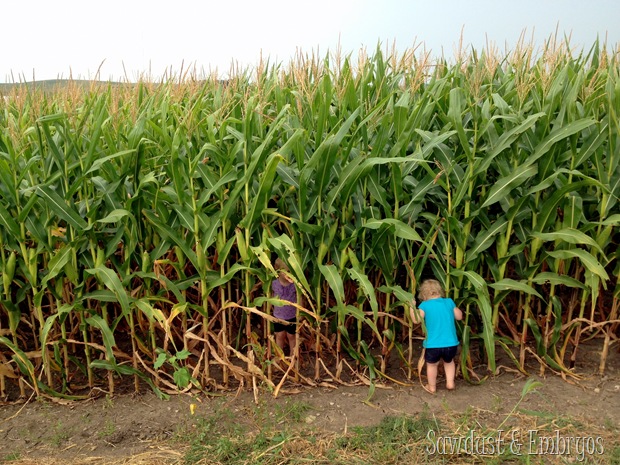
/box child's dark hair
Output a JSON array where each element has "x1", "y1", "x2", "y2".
[{"x1": 274, "y1": 258, "x2": 289, "y2": 272}]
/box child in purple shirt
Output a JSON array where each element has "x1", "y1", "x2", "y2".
[{"x1": 272, "y1": 258, "x2": 297, "y2": 356}]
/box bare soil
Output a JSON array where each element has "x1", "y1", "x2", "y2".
[{"x1": 1, "y1": 339, "x2": 619, "y2": 464}]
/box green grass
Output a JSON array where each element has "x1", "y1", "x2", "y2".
[
  {"x1": 49, "y1": 421, "x2": 70, "y2": 447},
  {"x1": 2, "y1": 452, "x2": 21, "y2": 462},
  {"x1": 174, "y1": 399, "x2": 618, "y2": 465},
  {"x1": 274, "y1": 400, "x2": 313, "y2": 423},
  {"x1": 97, "y1": 419, "x2": 117, "y2": 439}
]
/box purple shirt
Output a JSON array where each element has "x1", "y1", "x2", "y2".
[{"x1": 272, "y1": 279, "x2": 297, "y2": 320}]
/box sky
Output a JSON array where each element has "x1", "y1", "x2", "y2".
[{"x1": 2, "y1": 0, "x2": 619, "y2": 83}]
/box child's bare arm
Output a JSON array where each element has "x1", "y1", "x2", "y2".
[
  {"x1": 410, "y1": 304, "x2": 425, "y2": 324},
  {"x1": 454, "y1": 307, "x2": 463, "y2": 321}
]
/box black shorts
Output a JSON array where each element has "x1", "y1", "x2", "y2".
[
  {"x1": 274, "y1": 317, "x2": 296, "y2": 334},
  {"x1": 424, "y1": 346, "x2": 458, "y2": 364}
]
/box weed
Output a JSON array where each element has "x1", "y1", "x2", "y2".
[
  {"x1": 456, "y1": 405, "x2": 475, "y2": 430},
  {"x1": 497, "y1": 378, "x2": 542, "y2": 431},
  {"x1": 98, "y1": 420, "x2": 116, "y2": 438},
  {"x1": 440, "y1": 397, "x2": 451, "y2": 414},
  {"x1": 274, "y1": 400, "x2": 313, "y2": 423},
  {"x1": 603, "y1": 417, "x2": 617, "y2": 432},
  {"x1": 337, "y1": 413, "x2": 438, "y2": 455},
  {"x1": 49, "y1": 421, "x2": 69, "y2": 447},
  {"x1": 103, "y1": 394, "x2": 114, "y2": 410},
  {"x1": 492, "y1": 394, "x2": 502, "y2": 413},
  {"x1": 183, "y1": 410, "x2": 243, "y2": 464},
  {"x1": 3, "y1": 452, "x2": 21, "y2": 462}
]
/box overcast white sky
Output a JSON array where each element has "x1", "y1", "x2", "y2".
[{"x1": 2, "y1": 0, "x2": 619, "y2": 83}]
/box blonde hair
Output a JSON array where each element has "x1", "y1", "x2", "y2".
[
  {"x1": 417, "y1": 279, "x2": 445, "y2": 301},
  {"x1": 274, "y1": 258, "x2": 289, "y2": 272}
]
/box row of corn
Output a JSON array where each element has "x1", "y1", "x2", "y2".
[{"x1": 0, "y1": 40, "x2": 618, "y2": 399}]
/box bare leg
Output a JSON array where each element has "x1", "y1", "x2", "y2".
[
  {"x1": 275, "y1": 331, "x2": 286, "y2": 354},
  {"x1": 426, "y1": 362, "x2": 438, "y2": 393},
  {"x1": 286, "y1": 333, "x2": 297, "y2": 357},
  {"x1": 444, "y1": 360, "x2": 456, "y2": 390}
]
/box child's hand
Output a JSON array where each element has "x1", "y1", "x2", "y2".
[{"x1": 410, "y1": 304, "x2": 424, "y2": 324}]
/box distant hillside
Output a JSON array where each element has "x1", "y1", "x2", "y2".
[
  {"x1": 0, "y1": 79, "x2": 129, "y2": 93},
  {"x1": 0, "y1": 78, "x2": 227, "y2": 94}
]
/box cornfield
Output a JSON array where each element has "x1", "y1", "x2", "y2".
[{"x1": 0, "y1": 39, "x2": 619, "y2": 401}]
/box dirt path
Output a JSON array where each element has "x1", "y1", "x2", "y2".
[{"x1": 1, "y1": 341, "x2": 619, "y2": 464}]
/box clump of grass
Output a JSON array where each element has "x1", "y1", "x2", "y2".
[
  {"x1": 335, "y1": 412, "x2": 438, "y2": 464},
  {"x1": 274, "y1": 400, "x2": 313, "y2": 423},
  {"x1": 48, "y1": 421, "x2": 70, "y2": 447},
  {"x1": 97, "y1": 420, "x2": 117, "y2": 438},
  {"x1": 182, "y1": 410, "x2": 296, "y2": 465},
  {"x1": 172, "y1": 404, "x2": 620, "y2": 465},
  {"x1": 2, "y1": 452, "x2": 21, "y2": 462}
]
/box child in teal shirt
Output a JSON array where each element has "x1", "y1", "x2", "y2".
[{"x1": 410, "y1": 279, "x2": 463, "y2": 393}]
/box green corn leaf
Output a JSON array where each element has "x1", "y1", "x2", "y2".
[
  {"x1": 546, "y1": 249, "x2": 609, "y2": 281},
  {"x1": 40, "y1": 304, "x2": 73, "y2": 354},
  {"x1": 326, "y1": 156, "x2": 412, "y2": 213},
  {"x1": 319, "y1": 264, "x2": 345, "y2": 307},
  {"x1": 239, "y1": 153, "x2": 284, "y2": 229},
  {"x1": 459, "y1": 325, "x2": 472, "y2": 381},
  {"x1": 90, "y1": 359, "x2": 169, "y2": 400},
  {"x1": 489, "y1": 279, "x2": 543, "y2": 300},
  {"x1": 347, "y1": 267, "x2": 378, "y2": 316},
  {"x1": 1, "y1": 300, "x2": 21, "y2": 334},
  {"x1": 206, "y1": 263, "x2": 254, "y2": 292},
  {"x1": 220, "y1": 107, "x2": 292, "y2": 223},
  {"x1": 531, "y1": 272, "x2": 586, "y2": 289},
  {"x1": 85, "y1": 149, "x2": 135, "y2": 175},
  {"x1": 524, "y1": 118, "x2": 596, "y2": 167},
  {"x1": 16, "y1": 190, "x2": 40, "y2": 223},
  {"x1": 275, "y1": 164, "x2": 300, "y2": 189},
  {"x1": 85, "y1": 314, "x2": 117, "y2": 361},
  {"x1": 85, "y1": 267, "x2": 131, "y2": 316},
  {"x1": 363, "y1": 218, "x2": 425, "y2": 243},
  {"x1": 379, "y1": 285, "x2": 415, "y2": 307},
  {"x1": 218, "y1": 235, "x2": 237, "y2": 266},
  {"x1": 481, "y1": 164, "x2": 538, "y2": 208},
  {"x1": 250, "y1": 244, "x2": 278, "y2": 277},
  {"x1": 533, "y1": 181, "x2": 593, "y2": 233},
  {"x1": 97, "y1": 209, "x2": 132, "y2": 224},
  {"x1": 447, "y1": 87, "x2": 471, "y2": 159},
  {"x1": 197, "y1": 165, "x2": 237, "y2": 202},
  {"x1": 40, "y1": 245, "x2": 73, "y2": 289},
  {"x1": 37, "y1": 185, "x2": 89, "y2": 231},
  {"x1": 592, "y1": 214, "x2": 620, "y2": 226},
  {"x1": 466, "y1": 218, "x2": 508, "y2": 262},
  {"x1": 451, "y1": 269, "x2": 495, "y2": 373},
  {"x1": 302, "y1": 108, "x2": 360, "y2": 198},
  {"x1": 531, "y1": 228, "x2": 604, "y2": 255},
  {"x1": 0, "y1": 336, "x2": 37, "y2": 384},
  {"x1": 475, "y1": 113, "x2": 545, "y2": 175},
  {"x1": 0, "y1": 203, "x2": 21, "y2": 239},
  {"x1": 143, "y1": 209, "x2": 199, "y2": 272},
  {"x1": 133, "y1": 298, "x2": 167, "y2": 326},
  {"x1": 79, "y1": 290, "x2": 118, "y2": 303}
]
